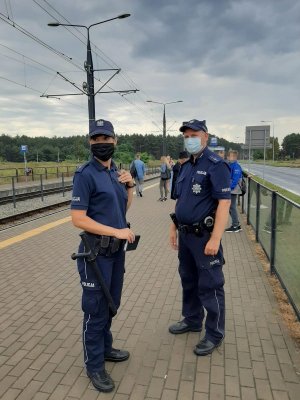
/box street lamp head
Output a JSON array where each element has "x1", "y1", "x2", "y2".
[
  {"x1": 48, "y1": 22, "x2": 60, "y2": 27},
  {"x1": 147, "y1": 100, "x2": 183, "y2": 105},
  {"x1": 118, "y1": 13, "x2": 131, "y2": 19}
]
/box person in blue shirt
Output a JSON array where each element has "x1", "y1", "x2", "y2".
[
  {"x1": 169, "y1": 119, "x2": 231, "y2": 356},
  {"x1": 225, "y1": 150, "x2": 243, "y2": 233},
  {"x1": 71, "y1": 119, "x2": 135, "y2": 393},
  {"x1": 130, "y1": 153, "x2": 145, "y2": 197}
]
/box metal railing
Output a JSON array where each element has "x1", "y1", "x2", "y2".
[
  {"x1": 241, "y1": 177, "x2": 300, "y2": 320},
  {"x1": 0, "y1": 164, "x2": 161, "y2": 208},
  {"x1": 0, "y1": 164, "x2": 160, "y2": 185},
  {"x1": 0, "y1": 165, "x2": 78, "y2": 185}
]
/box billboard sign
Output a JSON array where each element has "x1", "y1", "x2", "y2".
[{"x1": 243, "y1": 126, "x2": 271, "y2": 149}]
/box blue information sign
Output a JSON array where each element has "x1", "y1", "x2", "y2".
[
  {"x1": 210, "y1": 137, "x2": 218, "y2": 147},
  {"x1": 20, "y1": 145, "x2": 28, "y2": 153}
]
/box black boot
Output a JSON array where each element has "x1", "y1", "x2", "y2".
[
  {"x1": 193, "y1": 338, "x2": 223, "y2": 356},
  {"x1": 169, "y1": 320, "x2": 202, "y2": 334},
  {"x1": 105, "y1": 348, "x2": 130, "y2": 362},
  {"x1": 87, "y1": 369, "x2": 115, "y2": 392}
]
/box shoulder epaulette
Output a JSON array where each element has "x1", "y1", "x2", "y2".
[
  {"x1": 208, "y1": 154, "x2": 221, "y2": 164},
  {"x1": 75, "y1": 161, "x2": 90, "y2": 173}
]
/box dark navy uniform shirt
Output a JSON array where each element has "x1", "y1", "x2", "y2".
[
  {"x1": 70, "y1": 158, "x2": 128, "y2": 229},
  {"x1": 175, "y1": 147, "x2": 231, "y2": 225}
]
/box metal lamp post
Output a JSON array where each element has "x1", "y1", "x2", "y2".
[
  {"x1": 146, "y1": 100, "x2": 183, "y2": 156},
  {"x1": 261, "y1": 120, "x2": 275, "y2": 161},
  {"x1": 48, "y1": 14, "x2": 131, "y2": 131},
  {"x1": 247, "y1": 128, "x2": 252, "y2": 172}
]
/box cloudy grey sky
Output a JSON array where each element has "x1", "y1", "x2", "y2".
[{"x1": 0, "y1": 0, "x2": 299, "y2": 145}]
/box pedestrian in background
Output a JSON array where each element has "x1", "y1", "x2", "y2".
[
  {"x1": 170, "y1": 151, "x2": 189, "y2": 200},
  {"x1": 167, "y1": 155, "x2": 175, "y2": 195},
  {"x1": 225, "y1": 150, "x2": 243, "y2": 233},
  {"x1": 215, "y1": 148, "x2": 225, "y2": 159},
  {"x1": 130, "y1": 153, "x2": 145, "y2": 197},
  {"x1": 158, "y1": 156, "x2": 171, "y2": 201}
]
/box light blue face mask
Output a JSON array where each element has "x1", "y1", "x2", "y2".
[{"x1": 184, "y1": 137, "x2": 203, "y2": 155}]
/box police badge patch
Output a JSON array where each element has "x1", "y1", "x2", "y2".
[{"x1": 192, "y1": 183, "x2": 201, "y2": 194}]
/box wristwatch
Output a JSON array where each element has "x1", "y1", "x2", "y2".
[{"x1": 126, "y1": 182, "x2": 135, "y2": 189}]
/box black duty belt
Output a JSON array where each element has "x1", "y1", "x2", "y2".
[
  {"x1": 97, "y1": 235, "x2": 124, "y2": 257},
  {"x1": 178, "y1": 216, "x2": 215, "y2": 235}
]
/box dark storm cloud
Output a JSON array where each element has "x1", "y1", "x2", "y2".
[
  {"x1": 131, "y1": 0, "x2": 300, "y2": 83},
  {"x1": 0, "y1": 0, "x2": 299, "y2": 140}
]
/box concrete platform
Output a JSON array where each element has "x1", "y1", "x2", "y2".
[
  {"x1": 0, "y1": 176, "x2": 74, "y2": 198},
  {"x1": 0, "y1": 181, "x2": 299, "y2": 399}
]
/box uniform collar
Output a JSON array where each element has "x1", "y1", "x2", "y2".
[
  {"x1": 91, "y1": 157, "x2": 117, "y2": 172},
  {"x1": 189, "y1": 146, "x2": 209, "y2": 164}
]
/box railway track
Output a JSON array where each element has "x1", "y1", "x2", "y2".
[
  {"x1": 0, "y1": 174, "x2": 160, "y2": 227},
  {"x1": 0, "y1": 200, "x2": 71, "y2": 227}
]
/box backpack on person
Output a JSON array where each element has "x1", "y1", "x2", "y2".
[
  {"x1": 161, "y1": 164, "x2": 171, "y2": 180},
  {"x1": 130, "y1": 161, "x2": 138, "y2": 178},
  {"x1": 238, "y1": 176, "x2": 247, "y2": 196}
]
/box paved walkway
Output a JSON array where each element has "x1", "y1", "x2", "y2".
[{"x1": 0, "y1": 181, "x2": 299, "y2": 399}]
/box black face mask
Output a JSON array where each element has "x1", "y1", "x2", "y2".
[{"x1": 91, "y1": 143, "x2": 115, "y2": 162}]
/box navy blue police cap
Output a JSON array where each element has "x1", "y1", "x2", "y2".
[
  {"x1": 178, "y1": 151, "x2": 189, "y2": 159},
  {"x1": 179, "y1": 119, "x2": 208, "y2": 133},
  {"x1": 89, "y1": 119, "x2": 115, "y2": 138}
]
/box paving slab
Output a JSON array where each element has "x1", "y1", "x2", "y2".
[{"x1": 0, "y1": 179, "x2": 299, "y2": 399}]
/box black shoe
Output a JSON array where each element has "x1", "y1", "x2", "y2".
[
  {"x1": 169, "y1": 320, "x2": 202, "y2": 334},
  {"x1": 163, "y1": 197, "x2": 167, "y2": 201},
  {"x1": 193, "y1": 338, "x2": 223, "y2": 356},
  {"x1": 104, "y1": 348, "x2": 130, "y2": 362},
  {"x1": 139, "y1": 192, "x2": 143, "y2": 197},
  {"x1": 87, "y1": 369, "x2": 115, "y2": 392},
  {"x1": 158, "y1": 197, "x2": 164, "y2": 201},
  {"x1": 225, "y1": 225, "x2": 242, "y2": 233}
]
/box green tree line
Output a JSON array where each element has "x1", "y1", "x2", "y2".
[
  {"x1": 1, "y1": 132, "x2": 298, "y2": 163},
  {"x1": 0, "y1": 133, "x2": 242, "y2": 163}
]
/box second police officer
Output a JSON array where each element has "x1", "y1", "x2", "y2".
[
  {"x1": 169, "y1": 119, "x2": 231, "y2": 356},
  {"x1": 71, "y1": 119, "x2": 135, "y2": 392}
]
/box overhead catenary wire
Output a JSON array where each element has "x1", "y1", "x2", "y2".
[
  {"x1": 7, "y1": 0, "x2": 14, "y2": 20},
  {"x1": 4, "y1": 0, "x2": 10, "y2": 19},
  {"x1": 32, "y1": 0, "x2": 160, "y2": 127},
  {"x1": 0, "y1": 12, "x2": 83, "y2": 71},
  {"x1": 0, "y1": 47, "x2": 54, "y2": 75},
  {"x1": 0, "y1": 75, "x2": 42, "y2": 93},
  {"x1": 1, "y1": 3, "x2": 165, "y2": 132}
]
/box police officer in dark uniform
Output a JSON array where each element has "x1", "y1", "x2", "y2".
[
  {"x1": 169, "y1": 119, "x2": 231, "y2": 356},
  {"x1": 71, "y1": 119, "x2": 135, "y2": 392}
]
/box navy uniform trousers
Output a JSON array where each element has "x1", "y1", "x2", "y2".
[
  {"x1": 178, "y1": 230, "x2": 225, "y2": 344},
  {"x1": 77, "y1": 243, "x2": 125, "y2": 373}
]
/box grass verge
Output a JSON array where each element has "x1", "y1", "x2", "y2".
[
  {"x1": 249, "y1": 175, "x2": 300, "y2": 205},
  {"x1": 241, "y1": 213, "x2": 300, "y2": 346}
]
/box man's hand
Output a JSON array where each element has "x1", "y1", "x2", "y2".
[
  {"x1": 204, "y1": 236, "x2": 220, "y2": 256},
  {"x1": 118, "y1": 169, "x2": 134, "y2": 186},
  {"x1": 169, "y1": 224, "x2": 178, "y2": 250},
  {"x1": 115, "y1": 228, "x2": 135, "y2": 243}
]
